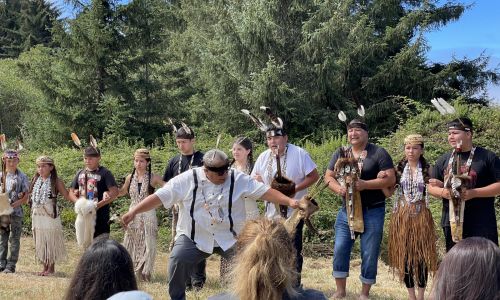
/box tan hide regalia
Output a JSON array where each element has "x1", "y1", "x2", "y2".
[
  {"x1": 71, "y1": 133, "x2": 99, "y2": 249},
  {"x1": 333, "y1": 147, "x2": 364, "y2": 239},
  {"x1": 0, "y1": 135, "x2": 17, "y2": 231},
  {"x1": 444, "y1": 141, "x2": 473, "y2": 242}
]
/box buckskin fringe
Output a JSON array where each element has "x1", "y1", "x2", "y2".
[
  {"x1": 32, "y1": 207, "x2": 67, "y2": 265},
  {"x1": 388, "y1": 201, "x2": 437, "y2": 285}
]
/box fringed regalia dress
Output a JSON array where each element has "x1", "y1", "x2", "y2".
[
  {"x1": 31, "y1": 177, "x2": 67, "y2": 265},
  {"x1": 123, "y1": 174, "x2": 157, "y2": 277},
  {"x1": 388, "y1": 162, "x2": 437, "y2": 288}
]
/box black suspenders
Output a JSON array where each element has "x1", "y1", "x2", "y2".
[
  {"x1": 190, "y1": 169, "x2": 237, "y2": 242},
  {"x1": 190, "y1": 169, "x2": 198, "y2": 241},
  {"x1": 228, "y1": 170, "x2": 237, "y2": 238}
]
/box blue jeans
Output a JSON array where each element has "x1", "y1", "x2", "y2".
[{"x1": 332, "y1": 206, "x2": 385, "y2": 284}]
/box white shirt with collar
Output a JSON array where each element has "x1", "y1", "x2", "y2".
[
  {"x1": 155, "y1": 167, "x2": 269, "y2": 254},
  {"x1": 251, "y1": 143, "x2": 317, "y2": 219}
]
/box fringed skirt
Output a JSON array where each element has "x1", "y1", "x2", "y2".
[
  {"x1": 31, "y1": 203, "x2": 67, "y2": 265},
  {"x1": 388, "y1": 201, "x2": 437, "y2": 286},
  {"x1": 123, "y1": 209, "x2": 158, "y2": 276}
]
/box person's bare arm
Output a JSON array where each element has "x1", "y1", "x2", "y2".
[
  {"x1": 122, "y1": 194, "x2": 163, "y2": 226},
  {"x1": 56, "y1": 179, "x2": 73, "y2": 202},
  {"x1": 462, "y1": 181, "x2": 500, "y2": 201},
  {"x1": 325, "y1": 169, "x2": 346, "y2": 197},
  {"x1": 356, "y1": 168, "x2": 396, "y2": 191},
  {"x1": 260, "y1": 189, "x2": 299, "y2": 208},
  {"x1": 98, "y1": 186, "x2": 119, "y2": 209},
  {"x1": 117, "y1": 174, "x2": 132, "y2": 198},
  {"x1": 295, "y1": 169, "x2": 320, "y2": 193}
]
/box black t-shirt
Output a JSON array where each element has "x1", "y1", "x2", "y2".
[
  {"x1": 328, "y1": 143, "x2": 394, "y2": 208},
  {"x1": 433, "y1": 146, "x2": 500, "y2": 229},
  {"x1": 163, "y1": 150, "x2": 204, "y2": 182},
  {"x1": 70, "y1": 166, "x2": 118, "y2": 222}
]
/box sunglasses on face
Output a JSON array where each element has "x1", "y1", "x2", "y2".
[{"x1": 205, "y1": 165, "x2": 230, "y2": 176}]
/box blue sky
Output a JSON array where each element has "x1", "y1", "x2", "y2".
[
  {"x1": 51, "y1": 0, "x2": 499, "y2": 102},
  {"x1": 425, "y1": 0, "x2": 500, "y2": 102}
]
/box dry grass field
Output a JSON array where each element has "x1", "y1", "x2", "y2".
[{"x1": 0, "y1": 236, "x2": 423, "y2": 299}]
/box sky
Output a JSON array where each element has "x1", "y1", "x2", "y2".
[{"x1": 51, "y1": 0, "x2": 500, "y2": 102}]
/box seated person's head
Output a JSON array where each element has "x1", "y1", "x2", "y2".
[
  {"x1": 65, "y1": 237, "x2": 137, "y2": 300},
  {"x1": 431, "y1": 237, "x2": 500, "y2": 300},
  {"x1": 230, "y1": 218, "x2": 297, "y2": 300}
]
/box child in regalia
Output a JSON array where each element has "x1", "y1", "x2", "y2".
[
  {"x1": 30, "y1": 156, "x2": 72, "y2": 276},
  {"x1": 380, "y1": 134, "x2": 437, "y2": 300}
]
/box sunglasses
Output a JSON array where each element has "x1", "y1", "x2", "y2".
[{"x1": 205, "y1": 165, "x2": 230, "y2": 176}]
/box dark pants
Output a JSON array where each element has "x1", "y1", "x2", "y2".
[
  {"x1": 293, "y1": 219, "x2": 304, "y2": 286},
  {"x1": 443, "y1": 225, "x2": 499, "y2": 252},
  {"x1": 0, "y1": 215, "x2": 23, "y2": 271},
  {"x1": 168, "y1": 235, "x2": 234, "y2": 300}
]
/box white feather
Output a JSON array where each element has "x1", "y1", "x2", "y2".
[
  {"x1": 357, "y1": 105, "x2": 365, "y2": 117},
  {"x1": 215, "y1": 134, "x2": 222, "y2": 149},
  {"x1": 338, "y1": 111, "x2": 347, "y2": 122},
  {"x1": 181, "y1": 122, "x2": 192, "y2": 135},
  {"x1": 431, "y1": 98, "x2": 447, "y2": 115},
  {"x1": 437, "y1": 97, "x2": 456, "y2": 114}
]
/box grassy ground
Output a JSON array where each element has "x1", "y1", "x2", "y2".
[{"x1": 0, "y1": 236, "x2": 422, "y2": 299}]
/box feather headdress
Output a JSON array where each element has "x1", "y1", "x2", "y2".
[
  {"x1": 430, "y1": 98, "x2": 471, "y2": 131},
  {"x1": 71, "y1": 132, "x2": 100, "y2": 156},
  {"x1": 338, "y1": 105, "x2": 367, "y2": 131},
  {"x1": 166, "y1": 118, "x2": 195, "y2": 139},
  {"x1": 242, "y1": 107, "x2": 285, "y2": 137}
]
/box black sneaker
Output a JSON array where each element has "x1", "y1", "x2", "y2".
[
  {"x1": 3, "y1": 267, "x2": 15, "y2": 273},
  {"x1": 0, "y1": 266, "x2": 5, "y2": 272}
]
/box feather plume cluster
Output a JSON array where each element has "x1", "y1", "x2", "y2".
[
  {"x1": 431, "y1": 98, "x2": 456, "y2": 115},
  {"x1": 241, "y1": 107, "x2": 283, "y2": 132},
  {"x1": 70, "y1": 132, "x2": 98, "y2": 149}
]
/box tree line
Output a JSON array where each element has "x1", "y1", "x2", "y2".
[{"x1": 1, "y1": 0, "x2": 498, "y2": 149}]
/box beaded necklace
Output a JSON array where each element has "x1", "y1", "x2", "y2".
[
  {"x1": 266, "y1": 144, "x2": 288, "y2": 184},
  {"x1": 200, "y1": 180, "x2": 224, "y2": 224},
  {"x1": 400, "y1": 161, "x2": 426, "y2": 204},
  {"x1": 32, "y1": 176, "x2": 52, "y2": 207},
  {"x1": 178, "y1": 152, "x2": 195, "y2": 176}
]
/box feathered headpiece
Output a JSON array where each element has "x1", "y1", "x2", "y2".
[
  {"x1": 0, "y1": 135, "x2": 24, "y2": 160},
  {"x1": 430, "y1": 98, "x2": 472, "y2": 132},
  {"x1": 166, "y1": 118, "x2": 195, "y2": 139},
  {"x1": 241, "y1": 106, "x2": 285, "y2": 137},
  {"x1": 71, "y1": 132, "x2": 100, "y2": 157},
  {"x1": 337, "y1": 105, "x2": 367, "y2": 131}
]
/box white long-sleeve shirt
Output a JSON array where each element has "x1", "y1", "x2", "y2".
[{"x1": 155, "y1": 167, "x2": 269, "y2": 253}]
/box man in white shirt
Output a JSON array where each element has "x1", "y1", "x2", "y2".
[
  {"x1": 251, "y1": 126, "x2": 319, "y2": 286},
  {"x1": 122, "y1": 149, "x2": 301, "y2": 300}
]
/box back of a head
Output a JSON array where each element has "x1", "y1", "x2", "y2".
[
  {"x1": 230, "y1": 218, "x2": 297, "y2": 300},
  {"x1": 431, "y1": 237, "x2": 500, "y2": 300},
  {"x1": 65, "y1": 237, "x2": 137, "y2": 300},
  {"x1": 203, "y1": 149, "x2": 229, "y2": 168}
]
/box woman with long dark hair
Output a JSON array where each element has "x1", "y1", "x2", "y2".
[
  {"x1": 64, "y1": 237, "x2": 138, "y2": 300},
  {"x1": 118, "y1": 149, "x2": 163, "y2": 281},
  {"x1": 230, "y1": 137, "x2": 258, "y2": 219}
]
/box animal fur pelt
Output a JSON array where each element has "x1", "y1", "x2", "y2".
[
  {"x1": 333, "y1": 151, "x2": 364, "y2": 236},
  {"x1": 0, "y1": 193, "x2": 12, "y2": 232},
  {"x1": 74, "y1": 197, "x2": 96, "y2": 249}
]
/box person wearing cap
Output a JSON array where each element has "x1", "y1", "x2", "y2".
[
  {"x1": 325, "y1": 119, "x2": 395, "y2": 300},
  {"x1": 251, "y1": 125, "x2": 319, "y2": 287},
  {"x1": 118, "y1": 149, "x2": 164, "y2": 281},
  {"x1": 69, "y1": 146, "x2": 119, "y2": 239},
  {"x1": 379, "y1": 135, "x2": 437, "y2": 300},
  {"x1": 29, "y1": 156, "x2": 72, "y2": 276},
  {"x1": 162, "y1": 124, "x2": 206, "y2": 289},
  {"x1": 121, "y1": 149, "x2": 304, "y2": 300},
  {"x1": 428, "y1": 117, "x2": 500, "y2": 251},
  {"x1": 0, "y1": 149, "x2": 29, "y2": 273}
]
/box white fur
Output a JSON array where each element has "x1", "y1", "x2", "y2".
[{"x1": 74, "y1": 197, "x2": 96, "y2": 249}]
